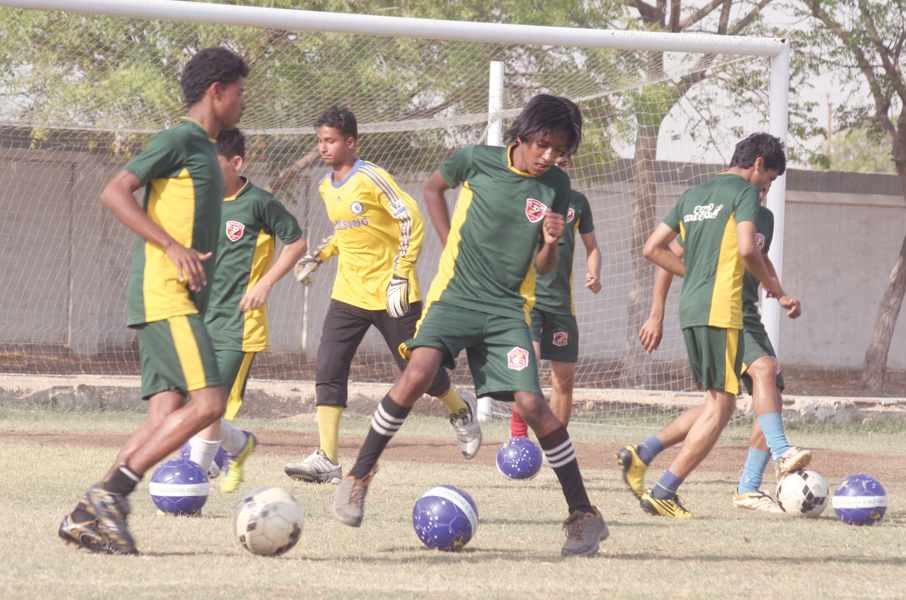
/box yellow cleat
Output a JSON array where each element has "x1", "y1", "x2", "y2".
[
  {"x1": 616, "y1": 445, "x2": 647, "y2": 499},
  {"x1": 640, "y1": 490, "x2": 697, "y2": 519},
  {"x1": 221, "y1": 432, "x2": 257, "y2": 493},
  {"x1": 733, "y1": 488, "x2": 784, "y2": 513},
  {"x1": 776, "y1": 447, "x2": 812, "y2": 479}
]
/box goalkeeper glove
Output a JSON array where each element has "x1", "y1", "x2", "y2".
[
  {"x1": 293, "y1": 255, "x2": 320, "y2": 286},
  {"x1": 386, "y1": 274, "x2": 410, "y2": 318}
]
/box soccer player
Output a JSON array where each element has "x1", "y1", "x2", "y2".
[
  {"x1": 58, "y1": 47, "x2": 248, "y2": 554},
  {"x1": 509, "y1": 152, "x2": 601, "y2": 436},
  {"x1": 283, "y1": 106, "x2": 481, "y2": 485},
  {"x1": 183, "y1": 127, "x2": 308, "y2": 494},
  {"x1": 332, "y1": 95, "x2": 608, "y2": 557},
  {"x1": 634, "y1": 132, "x2": 800, "y2": 518},
  {"x1": 620, "y1": 176, "x2": 810, "y2": 513}
]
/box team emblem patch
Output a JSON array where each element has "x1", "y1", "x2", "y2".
[
  {"x1": 507, "y1": 347, "x2": 530, "y2": 371},
  {"x1": 755, "y1": 233, "x2": 765, "y2": 251},
  {"x1": 350, "y1": 201, "x2": 364, "y2": 215},
  {"x1": 553, "y1": 332, "x2": 568, "y2": 347},
  {"x1": 525, "y1": 198, "x2": 547, "y2": 223},
  {"x1": 567, "y1": 208, "x2": 575, "y2": 223},
  {"x1": 225, "y1": 221, "x2": 245, "y2": 242}
]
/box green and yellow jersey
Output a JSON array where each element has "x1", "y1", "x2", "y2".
[
  {"x1": 742, "y1": 205, "x2": 774, "y2": 329},
  {"x1": 204, "y1": 178, "x2": 303, "y2": 351},
  {"x1": 427, "y1": 144, "x2": 571, "y2": 323},
  {"x1": 662, "y1": 172, "x2": 760, "y2": 330},
  {"x1": 124, "y1": 118, "x2": 223, "y2": 327},
  {"x1": 533, "y1": 189, "x2": 594, "y2": 315},
  {"x1": 314, "y1": 159, "x2": 424, "y2": 311}
]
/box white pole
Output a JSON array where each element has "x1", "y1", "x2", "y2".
[
  {"x1": 762, "y1": 40, "x2": 790, "y2": 357},
  {"x1": 487, "y1": 62, "x2": 504, "y2": 147}
]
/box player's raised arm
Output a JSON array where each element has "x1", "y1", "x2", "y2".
[
  {"x1": 423, "y1": 169, "x2": 453, "y2": 246},
  {"x1": 535, "y1": 209, "x2": 564, "y2": 275},
  {"x1": 241, "y1": 236, "x2": 308, "y2": 312},
  {"x1": 642, "y1": 222, "x2": 683, "y2": 277}
]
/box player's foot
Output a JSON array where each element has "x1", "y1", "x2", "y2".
[
  {"x1": 221, "y1": 431, "x2": 257, "y2": 493},
  {"x1": 84, "y1": 486, "x2": 138, "y2": 554},
  {"x1": 561, "y1": 507, "x2": 609, "y2": 557},
  {"x1": 332, "y1": 465, "x2": 378, "y2": 527},
  {"x1": 284, "y1": 449, "x2": 342, "y2": 484},
  {"x1": 776, "y1": 447, "x2": 812, "y2": 479},
  {"x1": 450, "y1": 393, "x2": 482, "y2": 460},
  {"x1": 733, "y1": 488, "x2": 784, "y2": 513},
  {"x1": 640, "y1": 490, "x2": 697, "y2": 519},
  {"x1": 58, "y1": 513, "x2": 112, "y2": 553},
  {"x1": 616, "y1": 444, "x2": 647, "y2": 499}
]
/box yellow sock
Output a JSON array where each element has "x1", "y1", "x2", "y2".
[
  {"x1": 317, "y1": 405, "x2": 344, "y2": 465},
  {"x1": 436, "y1": 385, "x2": 468, "y2": 418}
]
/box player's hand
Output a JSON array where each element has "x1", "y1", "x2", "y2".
[
  {"x1": 164, "y1": 242, "x2": 211, "y2": 292},
  {"x1": 542, "y1": 210, "x2": 565, "y2": 246},
  {"x1": 294, "y1": 255, "x2": 320, "y2": 286},
  {"x1": 239, "y1": 280, "x2": 273, "y2": 312},
  {"x1": 386, "y1": 274, "x2": 410, "y2": 318},
  {"x1": 638, "y1": 316, "x2": 664, "y2": 354},
  {"x1": 585, "y1": 272, "x2": 602, "y2": 294},
  {"x1": 777, "y1": 295, "x2": 801, "y2": 319}
]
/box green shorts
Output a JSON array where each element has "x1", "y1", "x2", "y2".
[
  {"x1": 740, "y1": 318, "x2": 784, "y2": 395},
  {"x1": 136, "y1": 314, "x2": 222, "y2": 400},
  {"x1": 217, "y1": 350, "x2": 257, "y2": 420},
  {"x1": 402, "y1": 301, "x2": 541, "y2": 397},
  {"x1": 682, "y1": 326, "x2": 743, "y2": 395},
  {"x1": 529, "y1": 307, "x2": 579, "y2": 363}
]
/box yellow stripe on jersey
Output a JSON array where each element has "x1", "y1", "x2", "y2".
[
  {"x1": 169, "y1": 315, "x2": 208, "y2": 391},
  {"x1": 710, "y1": 213, "x2": 745, "y2": 329},
  {"x1": 358, "y1": 163, "x2": 416, "y2": 274},
  {"x1": 519, "y1": 258, "x2": 536, "y2": 325},
  {"x1": 569, "y1": 219, "x2": 581, "y2": 316},
  {"x1": 224, "y1": 352, "x2": 256, "y2": 420},
  {"x1": 242, "y1": 229, "x2": 275, "y2": 351},
  {"x1": 723, "y1": 328, "x2": 741, "y2": 395},
  {"x1": 679, "y1": 220, "x2": 686, "y2": 242}
]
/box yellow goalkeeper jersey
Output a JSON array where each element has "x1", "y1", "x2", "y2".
[{"x1": 315, "y1": 159, "x2": 424, "y2": 310}]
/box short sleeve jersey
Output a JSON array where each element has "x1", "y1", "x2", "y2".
[
  {"x1": 742, "y1": 205, "x2": 774, "y2": 327},
  {"x1": 662, "y1": 172, "x2": 760, "y2": 330},
  {"x1": 533, "y1": 190, "x2": 595, "y2": 315},
  {"x1": 427, "y1": 144, "x2": 571, "y2": 322},
  {"x1": 204, "y1": 178, "x2": 303, "y2": 351},
  {"x1": 123, "y1": 118, "x2": 223, "y2": 326},
  {"x1": 314, "y1": 159, "x2": 425, "y2": 311}
]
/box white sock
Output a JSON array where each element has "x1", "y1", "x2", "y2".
[
  {"x1": 188, "y1": 436, "x2": 221, "y2": 473},
  {"x1": 221, "y1": 419, "x2": 248, "y2": 455}
]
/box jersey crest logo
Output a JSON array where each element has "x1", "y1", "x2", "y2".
[
  {"x1": 755, "y1": 233, "x2": 765, "y2": 251},
  {"x1": 525, "y1": 198, "x2": 547, "y2": 223},
  {"x1": 553, "y1": 332, "x2": 568, "y2": 347},
  {"x1": 350, "y1": 201, "x2": 364, "y2": 215},
  {"x1": 567, "y1": 208, "x2": 575, "y2": 223},
  {"x1": 507, "y1": 347, "x2": 530, "y2": 371},
  {"x1": 225, "y1": 221, "x2": 245, "y2": 242}
]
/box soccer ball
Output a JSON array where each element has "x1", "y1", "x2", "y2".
[
  {"x1": 496, "y1": 437, "x2": 543, "y2": 480},
  {"x1": 832, "y1": 473, "x2": 888, "y2": 526},
  {"x1": 179, "y1": 441, "x2": 227, "y2": 479},
  {"x1": 412, "y1": 485, "x2": 478, "y2": 551},
  {"x1": 776, "y1": 469, "x2": 829, "y2": 517},
  {"x1": 233, "y1": 486, "x2": 305, "y2": 556},
  {"x1": 149, "y1": 458, "x2": 210, "y2": 516}
]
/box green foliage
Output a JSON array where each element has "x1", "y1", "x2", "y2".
[{"x1": 830, "y1": 122, "x2": 897, "y2": 173}]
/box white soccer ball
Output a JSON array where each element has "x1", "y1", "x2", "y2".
[
  {"x1": 776, "y1": 469, "x2": 829, "y2": 518},
  {"x1": 233, "y1": 486, "x2": 305, "y2": 556}
]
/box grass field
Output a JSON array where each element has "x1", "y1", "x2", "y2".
[{"x1": 1, "y1": 405, "x2": 905, "y2": 600}]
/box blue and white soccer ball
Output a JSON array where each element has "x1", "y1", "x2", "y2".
[
  {"x1": 832, "y1": 473, "x2": 888, "y2": 526},
  {"x1": 776, "y1": 469, "x2": 829, "y2": 518},
  {"x1": 412, "y1": 485, "x2": 478, "y2": 551},
  {"x1": 149, "y1": 458, "x2": 210, "y2": 516},
  {"x1": 233, "y1": 486, "x2": 305, "y2": 556},
  {"x1": 496, "y1": 437, "x2": 543, "y2": 480},
  {"x1": 179, "y1": 442, "x2": 227, "y2": 479}
]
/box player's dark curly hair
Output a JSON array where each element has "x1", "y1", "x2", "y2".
[
  {"x1": 217, "y1": 128, "x2": 246, "y2": 160},
  {"x1": 503, "y1": 94, "x2": 582, "y2": 155},
  {"x1": 730, "y1": 133, "x2": 786, "y2": 175},
  {"x1": 316, "y1": 106, "x2": 358, "y2": 140},
  {"x1": 180, "y1": 47, "x2": 249, "y2": 109}
]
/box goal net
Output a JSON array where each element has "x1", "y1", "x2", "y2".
[{"x1": 0, "y1": 1, "x2": 778, "y2": 429}]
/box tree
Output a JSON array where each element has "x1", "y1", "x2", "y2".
[
  {"x1": 788, "y1": 0, "x2": 906, "y2": 391},
  {"x1": 831, "y1": 120, "x2": 897, "y2": 174}
]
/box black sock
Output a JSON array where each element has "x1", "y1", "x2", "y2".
[
  {"x1": 104, "y1": 463, "x2": 141, "y2": 496},
  {"x1": 537, "y1": 425, "x2": 594, "y2": 514},
  {"x1": 349, "y1": 395, "x2": 410, "y2": 479}
]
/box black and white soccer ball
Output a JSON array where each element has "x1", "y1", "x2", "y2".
[
  {"x1": 233, "y1": 486, "x2": 305, "y2": 556},
  {"x1": 776, "y1": 469, "x2": 829, "y2": 518}
]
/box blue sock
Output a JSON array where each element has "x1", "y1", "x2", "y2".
[
  {"x1": 651, "y1": 469, "x2": 684, "y2": 500},
  {"x1": 738, "y1": 447, "x2": 771, "y2": 494},
  {"x1": 757, "y1": 412, "x2": 790, "y2": 462},
  {"x1": 637, "y1": 436, "x2": 664, "y2": 466}
]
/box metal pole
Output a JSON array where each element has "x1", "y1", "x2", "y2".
[{"x1": 487, "y1": 61, "x2": 504, "y2": 147}]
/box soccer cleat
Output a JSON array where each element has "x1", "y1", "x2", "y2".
[
  {"x1": 561, "y1": 507, "x2": 609, "y2": 557},
  {"x1": 284, "y1": 449, "x2": 343, "y2": 484},
  {"x1": 776, "y1": 446, "x2": 812, "y2": 479},
  {"x1": 640, "y1": 490, "x2": 697, "y2": 519},
  {"x1": 58, "y1": 513, "x2": 112, "y2": 553},
  {"x1": 331, "y1": 465, "x2": 378, "y2": 527},
  {"x1": 733, "y1": 488, "x2": 784, "y2": 513},
  {"x1": 450, "y1": 392, "x2": 482, "y2": 459},
  {"x1": 84, "y1": 485, "x2": 138, "y2": 554},
  {"x1": 221, "y1": 431, "x2": 257, "y2": 493},
  {"x1": 616, "y1": 444, "x2": 647, "y2": 499}
]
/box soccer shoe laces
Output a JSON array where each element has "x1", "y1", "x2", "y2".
[{"x1": 562, "y1": 509, "x2": 592, "y2": 540}]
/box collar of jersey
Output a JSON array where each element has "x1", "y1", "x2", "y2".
[
  {"x1": 179, "y1": 117, "x2": 216, "y2": 143},
  {"x1": 224, "y1": 177, "x2": 250, "y2": 202},
  {"x1": 329, "y1": 158, "x2": 365, "y2": 189},
  {"x1": 507, "y1": 144, "x2": 536, "y2": 178}
]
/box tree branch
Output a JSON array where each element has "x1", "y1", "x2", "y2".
[
  {"x1": 678, "y1": 0, "x2": 726, "y2": 31},
  {"x1": 857, "y1": 0, "x2": 906, "y2": 104},
  {"x1": 728, "y1": 0, "x2": 773, "y2": 35}
]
